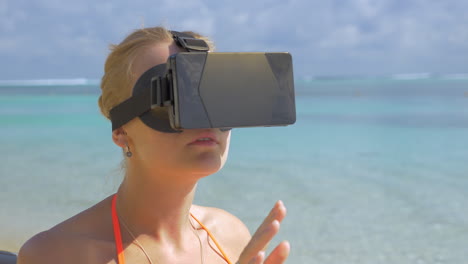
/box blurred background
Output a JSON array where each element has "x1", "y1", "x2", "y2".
[{"x1": 1, "y1": 0, "x2": 468, "y2": 263}]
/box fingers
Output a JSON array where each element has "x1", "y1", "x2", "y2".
[
  {"x1": 252, "y1": 200, "x2": 287, "y2": 251},
  {"x1": 238, "y1": 201, "x2": 287, "y2": 263},
  {"x1": 247, "y1": 251, "x2": 265, "y2": 264},
  {"x1": 245, "y1": 219, "x2": 280, "y2": 256},
  {"x1": 264, "y1": 241, "x2": 290, "y2": 264},
  {"x1": 261, "y1": 201, "x2": 287, "y2": 226},
  {"x1": 242, "y1": 241, "x2": 290, "y2": 264}
]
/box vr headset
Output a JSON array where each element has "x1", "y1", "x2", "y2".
[{"x1": 110, "y1": 31, "x2": 296, "y2": 133}]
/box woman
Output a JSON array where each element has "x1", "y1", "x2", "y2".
[{"x1": 17, "y1": 27, "x2": 289, "y2": 264}]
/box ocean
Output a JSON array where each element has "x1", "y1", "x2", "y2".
[{"x1": 1, "y1": 77, "x2": 468, "y2": 263}]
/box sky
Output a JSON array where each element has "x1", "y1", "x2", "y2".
[{"x1": 1, "y1": 0, "x2": 467, "y2": 80}]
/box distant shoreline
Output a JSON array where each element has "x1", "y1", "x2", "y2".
[{"x1": 1, "y1": 73, "x2": 468, "y2": 88}]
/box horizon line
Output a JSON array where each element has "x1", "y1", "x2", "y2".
[{"x1": 1, "y1": 72, "x2": 468, "y2": 86}]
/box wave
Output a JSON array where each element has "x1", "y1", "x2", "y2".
[
  {"x1": 298, "y1": 72, "x2": 468, "y2": 82},
  {"x1": 391, "y1": 73, "x2": 468, "y2": 80},
  {"x1": 2, "y1": 73, "x2": 467, "y2": 88},
  {"x1": 0, "y1": 78, "x2": 100, "y2": 87},
  {"x1": 438, "y1": 73, "x2": 468, "y2": 80},
  {"x1": 391, "y1": 73, "x2": 432, "y2": 80}
]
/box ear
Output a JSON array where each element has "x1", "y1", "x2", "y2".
[{"x1": 112, "y1": 127, "x2": 127, "y2": 148}]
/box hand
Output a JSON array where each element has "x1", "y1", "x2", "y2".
[{"x1": 237, "y1": 201, "x2": 290, "y2": 264}]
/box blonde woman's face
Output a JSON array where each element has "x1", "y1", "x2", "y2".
[{"x1": 123, "y1": 42, "x2": 231, "y2": 180}]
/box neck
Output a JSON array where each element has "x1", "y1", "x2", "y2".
[{"x1": 115, "y1": 164, "x2": 198, "y2": 247}]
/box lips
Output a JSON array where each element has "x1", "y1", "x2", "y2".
[{"x1": 188, "y1": 131, "x2": 219, "y2": 145}]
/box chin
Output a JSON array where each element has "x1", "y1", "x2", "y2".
[
  {"x1": 190, "y1": 154, "x2": 227, "y2": 177},
  {"x1": 190, "y1": 168, "x2": 222, "y2": 178},
  {"x1": 194, "y1": 162, "x2": 224, "y2": 177}
]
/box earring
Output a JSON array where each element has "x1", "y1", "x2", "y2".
[{"x1": 125, "y1": 144, "x2": 132, "y2": 157}]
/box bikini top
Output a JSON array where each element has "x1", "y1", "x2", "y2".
[{"x1": 111, "y1": 195, "x2": 233, "y2": 264}]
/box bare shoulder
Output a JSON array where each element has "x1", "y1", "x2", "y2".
[
  {"x1": 191, "y1": 205, "x2": 251, "y2": 259},
  {"x1": 18, "y1": 230, "x2": 71, "y2": 264},
  {"x1": 18, "y1": 196, "x2": 116, "y2": 264}
]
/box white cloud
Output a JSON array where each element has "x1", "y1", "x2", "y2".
[
  {"x1": 353, "y1": 0, "x2": 386, "y2": 18},
  {"x1": 1, "y1": 0, "x2": 468, "y2": 78},
  {"x1": 0, "y1": 38, "x2": 17, "y2": 51},
  {"x1": 38, "y1": 0, "x2": 90, "y2": 14},
  {"x1": 319, "y1": 24, "x2": 362, "y2": 48},
  {"x1": 0, "y1": 0, "x2": 7, "y2": 14},
  {"x1": 0, "y1": 5, "x2": 27, "y2": 32},
  {"x1": 232, "y1": 13, "x2": 249, "y2": 25},
  {"x1": 93, "y1": 2, "x2": 116, "y2": 17},
  {"x1": 161, "y1": 0, "x2": 206, "y2": 10},
  {"x1": 180, "y1": 17, "x2": 215, "y2": 36}
]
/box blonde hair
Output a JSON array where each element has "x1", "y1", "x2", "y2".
[{"x1": 98, "y1": 26, "x2": 214, "y2": 120}]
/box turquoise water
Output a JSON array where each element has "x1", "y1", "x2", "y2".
[{"x1": 1, "y1": 79, "x2": 468, "y2": 263}]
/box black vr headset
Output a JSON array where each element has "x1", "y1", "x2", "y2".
[{"x1": 110, "y1": 31, "x2": 296, "y2": 133}]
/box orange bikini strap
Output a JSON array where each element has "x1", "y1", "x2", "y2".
[
  {"x1": 111, "y1": 195, "x2": 126, "y2": 264},
  {"x1": 112, "y1": 194, "x2": 232, "y2": 264},
  {"x1": 190, "y1": 213, "x2": 233, "y2": 264}
]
